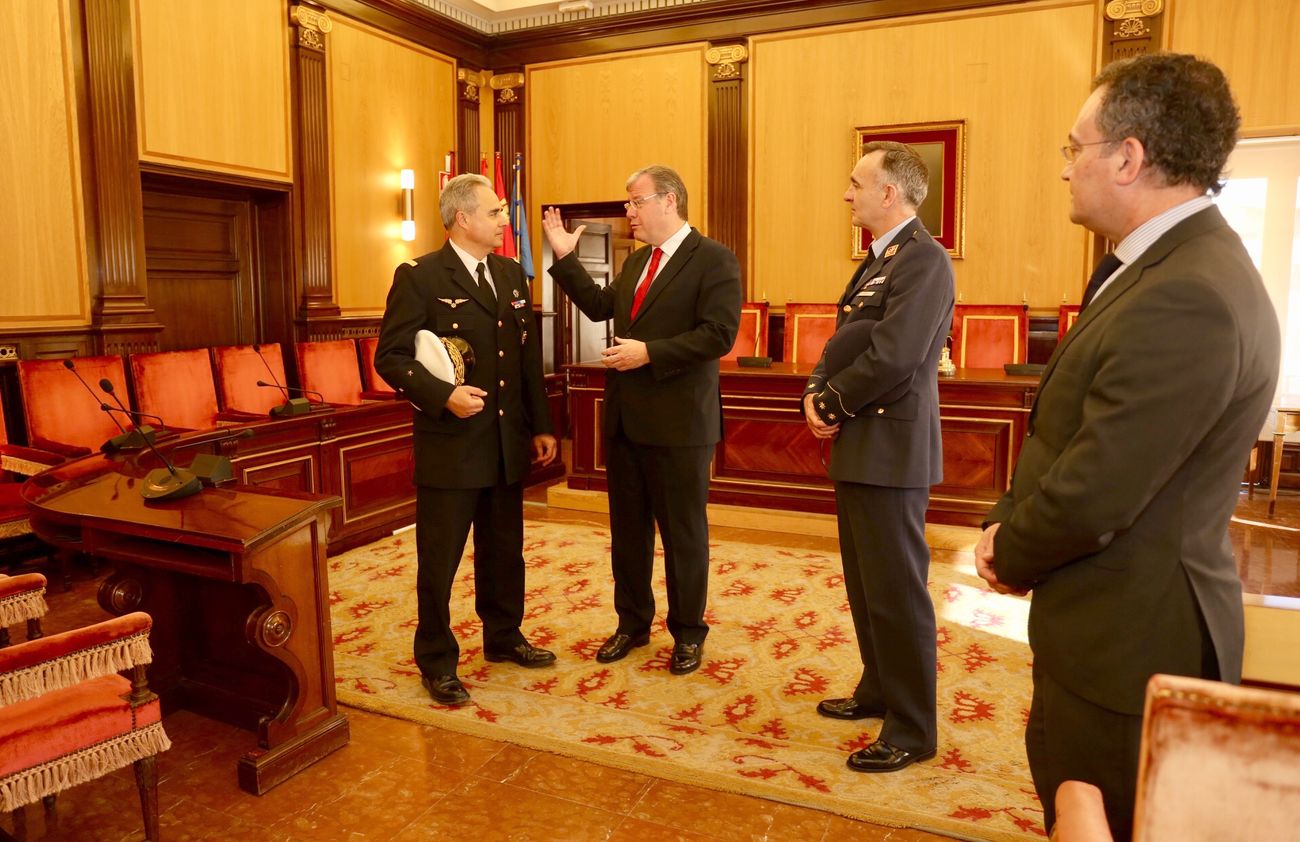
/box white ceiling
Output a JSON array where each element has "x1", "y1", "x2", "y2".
[{"x1": 407, "y1": 0, "x2": 712, "y2": 34}]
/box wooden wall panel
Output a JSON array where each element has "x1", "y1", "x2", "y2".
[
  {"x1": 749, "y1": 1, "x2": 1095, "y2": 310},
  {"x1": 133, "y1": 0, "x2": 291, "y2": 180},
  {"x1": 0, "y1": 0, "x2": 89, "y2": 327},
  {"x1": 328, "y1": 18, "x2": 456, "y2": 314},
  {"x1": 527, "y1": 45, "x2": 709, "y2": 266},
  {"x1": 1169, "y1": 0, "x2": 1300, "y2": 133}
]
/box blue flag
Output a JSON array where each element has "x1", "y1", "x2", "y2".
[{"x1": 512, "y1": 154, "x2": 535, "y2": 279}]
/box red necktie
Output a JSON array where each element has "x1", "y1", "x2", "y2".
[{"x1": 629, "y1": 247, "x2": 663, "y2": 320}]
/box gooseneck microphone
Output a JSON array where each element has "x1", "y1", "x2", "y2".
[
  {"x1": 256, "y1": 380, "x2": 325, "y2": 403},
  {"x1": 62, "y1": 359, "x2": 150, "y2": 453},
  {"x1": 252, "y1": 343, "x2": 311, "y2": 417},
  {"x1": 98, "y1": 378, "x2": 163, "y2": 442}
]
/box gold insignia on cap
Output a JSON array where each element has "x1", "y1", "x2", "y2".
[{"x1": 883, "y1": 244, "x2": 899, "y2": 258}]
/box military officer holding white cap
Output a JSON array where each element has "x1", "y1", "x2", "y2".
[{"x1": 376, "y1": 173, "x2": 557, "y2": 706}]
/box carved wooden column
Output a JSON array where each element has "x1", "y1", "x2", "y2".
[
  {"x1": 457, "y1": 69, "x2": 485, "y2": 174},
  {"x1": 83, "y1": 0, "x2": 159, "y2": 355},
  {"x1": 706, "y1": 42, "x2": 749, "y2": 289},
  {"x1": 290, "y1": 5, "x2": 340, "y2": 333},
  {"x1": 1102, "y1": 0, "x2": 1165, "y2": 63},
  {"x1": 491, "y1": 72, "x2": 525, "y2": 199},
  {"x1": 1091, "y1": 2, "x2": 1166, "y2": 276}
]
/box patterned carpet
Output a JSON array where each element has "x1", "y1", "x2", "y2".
[{"x1": 329, "y1": 521, "x2": 1045, "y2": 841}]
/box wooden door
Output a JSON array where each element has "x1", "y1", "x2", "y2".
[{"x1": 141, "y1": 190, "x2": 257, "y2": 350}]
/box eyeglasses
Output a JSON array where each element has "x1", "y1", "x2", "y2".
[
  {"x1": 623, "y1": 193, "x2": 662, "y2": 212},
  {"x1": 1060, "y1": 140, "x2": 1114, "y2": 164}
]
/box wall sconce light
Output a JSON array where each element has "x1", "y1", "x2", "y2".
[{"x1": 400, "y1": 168, "x2": 415, "y2": 241}]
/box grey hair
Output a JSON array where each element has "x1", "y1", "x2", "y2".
[
  {"x1": 626, "y1": 164, "x2": 689, "y2": 221},
  {"x1": 440, "y1": 173, "x2": 493, "y2": 229},
  {"x1": 862, "y1": 141, "x2": 929, "y2": 209}
]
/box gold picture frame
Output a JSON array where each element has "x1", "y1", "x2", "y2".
[{"x1": 853, "y1": 120, "x2": 966, "y2": 259}]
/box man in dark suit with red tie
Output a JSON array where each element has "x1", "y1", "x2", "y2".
[
  {"x1": 541, "y1": 165, "x2": 741, "y2": 675},
  {"x1": 976, "y1": 54, "x2": 1279, "y2": 839},
  {"x1": 803, "y1": 142, "x2": 955, "y2": 773},
  {"x1": 376, "y1": 173, "x2": 558, "y2": 707}
]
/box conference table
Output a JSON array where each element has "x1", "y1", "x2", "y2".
[
  {"x1": 566, "y1": 362, "x2": 1041, "y2": 526},
  {"x1": 20, "y1": 402, "x2": 420, "y2": 794}
]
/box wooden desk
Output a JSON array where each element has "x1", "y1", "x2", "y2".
[
  {"x1": 1269, "y1": 405, "x2": 1300, "y2": 518},
  {"x1": 23, "y1": 429, "x2": 348, "y2": 795},
  {"x1": 565, "y1": 363, "x2": 1038, "y2": 526}
]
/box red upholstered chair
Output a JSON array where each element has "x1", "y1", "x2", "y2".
[
  {"x1": 721, "y1": 302, "x2": 770, "y2": 362},
  {"x1": 1058, "y1": 304, "x2": 1082, "y2": 341},
  {"x1": 17, "y1": 356, "x2": 133, "y2": 458},
  {"x1": 129, "y1": 348, "x2": 247, "y2": 430},
  {"x1": 0, "y1": 612, "x2": 168, "y2": 840},
  {"x1": 358, "y1": 337, "x2": 393, "y2": 397},
  {"x1": 950, "y1": 305, "x2": 1029, "y2": 369},
  {"x1": 211, "y1": 343, "x2": 294, "y2": 417},
  {"x1": 1052, "y1": 674, "x2": 1300, "y2": 842},
  {"x1": 783, "y1": 303, "x2": 838, "y2": 365},
  {"x1": 0, "y1": 573, "x2": 47, "y2": 648},
  {"x1": 294, "y1": 340, "x2": 391, "y2": 405},
  {"x1": 0, "y1": 398, "x2": 62, "y2": 587}
]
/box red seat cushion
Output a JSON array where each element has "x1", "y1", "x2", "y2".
[
  {"x1": 18, "y1": 356, "x2": 130, "y2": 453},
  {"x1": 295, "y1": 340, "x2": 363, "y2": 406},
  {"x1": 0, "y1": 674, "x2": 162, "y2": 778},
  {"x1": 212, "y1": 344, "x2": 288, "y2": 416},
  {"x1": 129, "y1": 349, "x2": 221, "y2": 431},
  {"x1": 0, "y1": 483, "x2": 26, "y2": 528}
]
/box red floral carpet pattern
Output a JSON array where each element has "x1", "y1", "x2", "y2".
[{"x1": 330, "y1": 521, "x2": 1044, "y2": 840}]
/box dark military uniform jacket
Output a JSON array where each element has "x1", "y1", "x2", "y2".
[
  {"x1": 805, "y1": 218, "x2": 955, "y2": 488},
  {"x1": 375, "y1": 241, "x2": 551, "y2": 489}
]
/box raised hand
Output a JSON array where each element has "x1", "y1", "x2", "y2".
[{"x1": 541, "y1": 207, "x2": 587, "y2": 260}]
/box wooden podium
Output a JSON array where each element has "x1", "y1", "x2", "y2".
[{"x1": 23, "y1": 434, "x2": 348, "y2": 794}]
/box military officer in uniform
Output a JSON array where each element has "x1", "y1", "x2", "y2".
[
  {"x1": 376, "y1": 173, "x2": 558, "y2": 706},
  {"x1": 804, "y1": 142, "x2": 955, "y2": 772}
]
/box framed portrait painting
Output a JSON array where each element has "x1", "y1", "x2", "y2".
[{"x1": 853, "y1": 120, "x2": 966, "y2": 259}]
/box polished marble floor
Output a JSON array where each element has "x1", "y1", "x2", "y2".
[{"x1": 3, "y1": 483, "x2": 1296, "y2": 842}]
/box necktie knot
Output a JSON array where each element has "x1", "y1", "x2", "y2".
[{"x1": 1081, "y1": 252, "x2": 1122, "y2": 310}]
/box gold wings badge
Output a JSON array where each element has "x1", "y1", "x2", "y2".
[{"x1": 437, "y1": 297, "x2": 471, "y2": 309}]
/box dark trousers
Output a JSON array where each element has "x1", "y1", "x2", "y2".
[
  {"x1": 834, "y1": 481, "x2": 937, "y2": 754},
  {"x1": 605, "y1": 432, "x2": 714, "y2": 645},
  {"x1": 1027, "y1": 615, "x2": 1219, "y2": 840},
  {"x1": 1026, "y1": 667, "x2": 1143, "y2": 841},
  {"x1": 413, "y1": 481, "x2": 527, "y2": 677}
]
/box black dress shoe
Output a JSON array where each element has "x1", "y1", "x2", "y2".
[
  {"x1": 816, "y1": 697, "x2": 886, "y2": 720},
  {"x1": 421, "y1": 674, "x2": 470, "y2": 706},
  {"x1": 484, "y1": 642, "x2": 557, "y2": 668},
  {"x1": 846, "y1": 739, "x2": 936, "y2": 773},
  {"x1": 669, "y1": 642, "x2": 703, "y2": 675},
  {"x1": 595, "y1": 631, "x2": 650, "y2": 663}
]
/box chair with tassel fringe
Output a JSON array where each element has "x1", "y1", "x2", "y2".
[
  {"x1": 0, "y1": 573, "x2": 47, "y2": 648},
  {"x1": 0, "y1": 611, "x2": 169, "y2": 840}
]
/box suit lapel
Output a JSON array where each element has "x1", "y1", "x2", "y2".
[
  {"x1": 846, "y1": 218, "x2": 922, "y2": 304},
  {"x1": 1034, "y1": 206, "x2": 1230, "y2": 408},
  {"x1": 438, "y1": 243, "x2": 492, "y2": 312},
  {"x1": 485, "y1": 254, "x2": 514, "y2": 317},
  {"x1": 629, "y1": 229, "x2": 699, "y2": 325}
]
